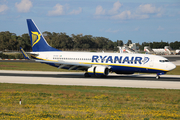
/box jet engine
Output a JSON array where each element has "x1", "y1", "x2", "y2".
[{"x1": 87, "y1": 66, "x2": 109, "y2": 76}]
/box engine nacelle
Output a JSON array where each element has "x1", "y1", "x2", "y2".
[{"x1": 87, "y1": 66, "x2": 109, "y2": 76}]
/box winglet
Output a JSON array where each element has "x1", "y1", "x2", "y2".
[{"x1": 20, "y1": 47, "x2": 30, "y2": 60}]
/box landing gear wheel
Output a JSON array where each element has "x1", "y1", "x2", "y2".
[
  {"x1": 84, "y1": 73, "x2": 91, "y2": 77},
  {"x1": 156, "y1": 75, "x2": 160, "y2": 79}
]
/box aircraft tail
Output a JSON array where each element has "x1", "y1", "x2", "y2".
[{"x1": 26, "y1": 19, "x2": 60, "y2": 52}]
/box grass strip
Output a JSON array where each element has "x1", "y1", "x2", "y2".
[
  {"x1": 0, "y1": 83, "x2": 179, "y2": 119},
  {"x1": 0, "y1": 62, "x2": 80, "y2": 72}
]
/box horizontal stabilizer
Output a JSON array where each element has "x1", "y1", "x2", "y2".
[{"x1": 20, "y1": 47, "x2": 30, "y2": 60}]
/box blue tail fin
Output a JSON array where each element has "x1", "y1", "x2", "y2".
[{"x1": 27, "y1": 19, "x2": 60, "y2": 52}]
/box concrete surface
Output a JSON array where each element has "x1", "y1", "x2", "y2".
[{"x1": 0, "y1": 70, "x2": 179, "y2": 89}]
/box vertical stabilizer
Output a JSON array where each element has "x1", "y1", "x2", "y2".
[{"x1": 27, "y1": 19, "x2": 60, "y2": 52}]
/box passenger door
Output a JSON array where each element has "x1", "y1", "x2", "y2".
[{"x1": 149, "y1": 58, "x2": 154, "y2": 67}]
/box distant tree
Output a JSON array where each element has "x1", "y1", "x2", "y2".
[
  {"x1": 1, "y1": 30, "x2": 179, "y2": 52},
  {"x1": 139, "y1": 42, "x2": 150, "y2": 51},
  {"x1": 117, "y1": 40, "x2": 123, "y2": 46},
  {"x1": 21, "y1": 33, "x2": 31, "y2": 51},
  {"x1": 0, "y1": 31, "x2": 11, "y2": 50},
  {"x1": 152, "y1": 40, "x2": 168, "y2": 48},
  {"x1": 72, "y1": 34, "x2": 83, "y2": 49},
  {"x1": 127, "y1": 40, "x2": 132, "y2": 46},
  {"x1": 9, "y1": 34, "x2": 18, "y2": 51},
  {"x1": 0, "y1": 31, "x2": 19, "y2": 51},
  {"x1": 43, "y1": 31, "x2": 52, "y2": 46},
  {"x1": 170, "y1": 41, "x2": 180, "y2": 49}
]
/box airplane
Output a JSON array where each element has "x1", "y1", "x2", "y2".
[{"x1": 21, "y1": 19, "x2": 176, "y2": 79}]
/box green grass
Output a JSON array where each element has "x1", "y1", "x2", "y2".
[
  {"x1": 166, "y1": 65, "x2": 180, "y2": 75},
  {"x1": 0, "y1": 62, "x2": 80, "y2": 72},
  {"x1": 0, "y1": 83, "x2": 179, "y2": 119},
  {"x1": 0, "y1": 62, "x2": 179, "y2": 75}
]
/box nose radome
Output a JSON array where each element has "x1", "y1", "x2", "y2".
[
  {"x1": 173, "y1": 63, "x2": 176, "y2": 69},
  {"x1": 169, "y1": 63, "x2": 176, "y2": 71}
]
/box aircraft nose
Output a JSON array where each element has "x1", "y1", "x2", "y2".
[{"x1": 168, "y1": 63, "x2": 176, "y2": 71}]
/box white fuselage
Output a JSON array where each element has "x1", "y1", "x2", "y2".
[{"x1": 31, "y1": 51, "x2": 176, "y2": 73}]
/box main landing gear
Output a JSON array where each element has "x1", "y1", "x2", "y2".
[
  {"x1": 84, "y1": 73, "x2": 91, "y2": 77},
  {"x1": 84, "y1": 72, "x2": 106, "y2": 78},
  {"x1": 156, "y1": 75, "x2": 160, "y2": 79}
]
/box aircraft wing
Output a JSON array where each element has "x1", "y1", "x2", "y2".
[{"x1": 35, "y1": 60, "x2": 92, "y2": 70}]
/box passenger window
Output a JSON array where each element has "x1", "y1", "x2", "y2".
[{"x1": 159, "y1": 60, "x2": 169, "y2": 62}]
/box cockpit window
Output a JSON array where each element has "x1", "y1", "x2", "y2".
[{"x1": 159, "y1": 60, "x2": 169, "y2": 62}]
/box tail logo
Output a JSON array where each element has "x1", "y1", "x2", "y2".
[{"x1": 31, "y1": 31, "x2": 41, "y2": 47}]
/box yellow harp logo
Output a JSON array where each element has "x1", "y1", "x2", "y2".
[{"x1": 31, "y1": 31, "x2": 41, "y2": 47}]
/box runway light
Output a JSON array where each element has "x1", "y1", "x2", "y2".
[{"x1": 19, "y1": 99, "x2": 21, "y2": 105}]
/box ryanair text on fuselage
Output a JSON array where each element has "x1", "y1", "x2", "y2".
[{"x1": 92, "y1": 55, "x2": 150, "y2": 64}]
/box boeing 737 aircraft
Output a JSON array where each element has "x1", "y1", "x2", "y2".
[{"x1": 21, "y1": 19, "x2": 176, "y2": 79}]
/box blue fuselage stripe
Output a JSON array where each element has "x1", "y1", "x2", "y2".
[{"x1": 110, "y1": 65, "x2": 165, "y2": 73}]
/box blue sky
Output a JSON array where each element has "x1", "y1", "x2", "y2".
[{"x1": 0, "y1": 0, "x2": 180, "y2": 44}]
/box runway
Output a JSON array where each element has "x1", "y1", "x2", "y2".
[{"x1": 0, "y1": 70, "x2": 180, "y2": 89}]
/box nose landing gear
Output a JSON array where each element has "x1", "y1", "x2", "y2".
[{"x1": 156, "y1": 72, "x2": 166, "y2": 79}]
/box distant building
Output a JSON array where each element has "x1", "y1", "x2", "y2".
[
  {"x1": 129, "y1": 43, "x2": 137, "y2": 51},
  {"x1": 144, "y1": 46, "x2": 154, "y2": 54},
  {"x1": 118, "y1": 43, "x2": 138, "y2": 53},
  {"x1": 176, "y1": 50, "x2": 180, "y2": 55},
  {"x1": 144, "y1": 46, "x2": 175, "y2": 55}
]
